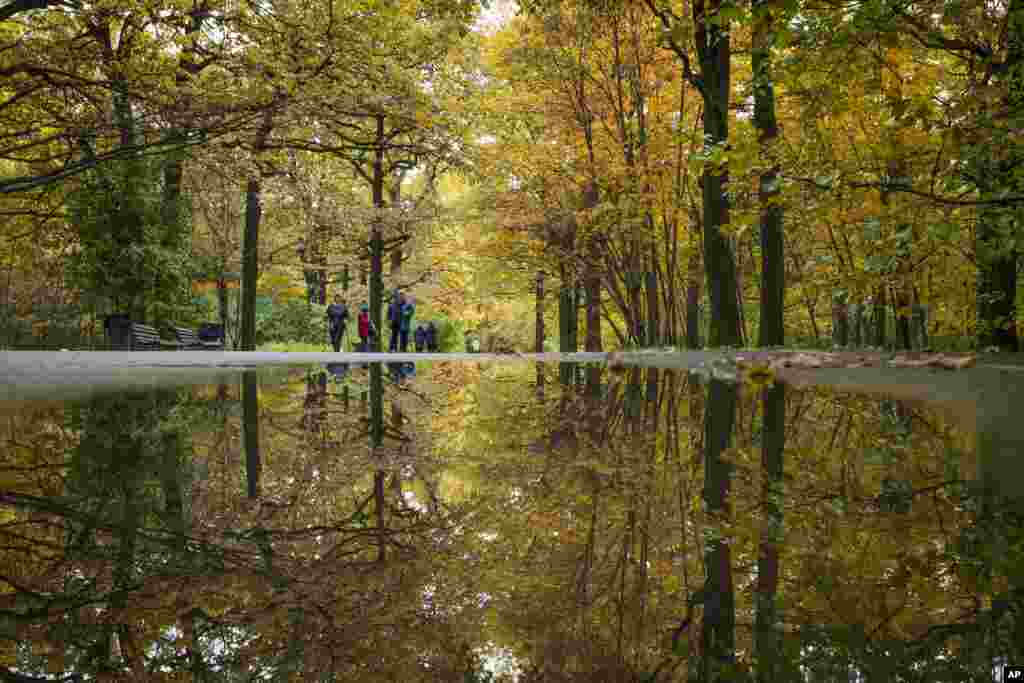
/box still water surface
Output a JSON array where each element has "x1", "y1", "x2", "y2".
[{"x1": 1, "y1": 361, "x2": 1021, "y2": 681}]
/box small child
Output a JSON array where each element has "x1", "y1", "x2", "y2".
[
  {"x1": 357, "y1": 304, "x2": 375, "y2": 352},
  {"x1": 414, "y1": 324, "x2": 427, "y2": 352}
]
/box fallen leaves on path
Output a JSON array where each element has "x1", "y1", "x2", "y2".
[{"x1": 887, "y1": 354, "x2": 976, "y2": 370}]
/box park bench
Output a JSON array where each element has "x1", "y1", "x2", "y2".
[
  {"x1": 171, "y1": 325, "x2": 224, "y2": 350},
  {"x1": 128, "y1": 322, "x2": 180, "y2": 351}
]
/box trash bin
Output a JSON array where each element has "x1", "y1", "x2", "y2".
[{"x1": 104, "y1": 313, "x2": 132, "y2": 350}]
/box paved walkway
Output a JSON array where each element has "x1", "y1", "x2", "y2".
[
  {"x1": 0, "y1": 351, "x2": 608, "y2": 401},
  {"x1": 2, "y1": 349, "x2": 1021, "y2": 403}
]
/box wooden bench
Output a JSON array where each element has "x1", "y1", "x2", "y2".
[
  {"x1": 172, "y1": 325, "x2": 224, "y2": 350},
  {"x1": 130, "y1": 322, "x2": 180, "y2": 351}
]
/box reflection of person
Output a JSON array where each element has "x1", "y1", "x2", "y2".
[
  {"x1": 326, "y1": 362, "x2": 349, "y2": 380},
  {"x1": 326, "y1": 296, "x2": 349, "y2": 352},
  {"x1": 388, "y1": 361, "x2": 416, "y2": 383}
]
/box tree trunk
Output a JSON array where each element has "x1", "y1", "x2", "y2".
[
  {"x1": 645, "y1": 268, "x2": 658, "y2": 348},
  {"x1": 975, "y1": 0, "x2": 1021, "y2": 352},
  {"x1": 536, "y1": 270, "x2": 546, "y2": 353},
  {"x1": 370, "y1": 113, "x2": 385, "y2": 352},
  {"x1": 217, "y1": 276, "x2": 229, "y2": 348},
  {"x1": 753, "y1": 0, "x2": 784, "y2": 347},
  {"x1": 872, "y1": 284, "x2": 887, "y2": 348},
  {"x1": 976, "y1": 212, "x2": 1019, "y2": 351},
  {"x1": 390, "y1": 175, "x2": 404, "y2": 274},
  {"x1": 893, "y1": 282, "x2": 912, "y2": 350},
  {"x1": 586, "y1": 272, "x2": 602, "y2": 352},
  {"x1": 559, "y1": 280, "x2": 574, "y2": 386},
  {"x1": 240, "y1": 178, "x2": 261, "y2": 351},
  {"x1": 560, "y1": 285, "x2": 572, "y2": 353},
  {"x1": 698, "y1": 0, "x2": 743, "y2": 348},
  {"x1": 686, "y1": 251, "x2": 703, "y2": 349},
  {"x1": 628, "y1": 267, "x2": 644, "y2": 346}
]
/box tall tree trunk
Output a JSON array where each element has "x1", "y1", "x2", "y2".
[
  {"x1": 976, "y1": 0, "x2": 1021, "y2": 352},
  {"x1": 370, "y1": 113, "x2": 385, "y2": 352},
  {"x1": 390, "y1": 172, "x2": 405, "y2": 274},
  {"x1": 872, "y1": 283, "x2": 887, "y2": 348},
  {"x1": 893, "y1": 281, "x2": 912, "y2": 350},
  {"x1": 536, "y1": 270, "x2": 546, "y2": 353},
  {"x1": 976, "y1": 209, "x2": 1019, "y2": 351},
  {"x1": 559, "y1": 267, "x2": 575, "y2": 386},
  {"x1": 755, "y1": 382, "x2": 785, "y2": 681},
  {"x1": 645, "y1": 266, "x2": 659, "y2": 348},
  {"x1": 752, "y1": 0, "x2": 784, "y2": 348},
  {"x1": 686, "y1": 251, "x2": 703, "y2": 349},
  {"x1": 586, "y1": 273, "x2": 602, "y2": 352},
  {"x1": 240, "y1": 178, "x2": 261, "y2": 351},
  {"x1": 697, "y1": 0, "x2": 742, "y2": 348},
  {"x1": 217, "y1": 275, "x2": 229, "y2": 348},
  {"x1": 628, "y1": 265, "x2": 644, "y2": 346}
]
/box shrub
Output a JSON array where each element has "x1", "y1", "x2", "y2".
[{"x1": 257, "y1": 299, "x2": 329, "y2": 346}]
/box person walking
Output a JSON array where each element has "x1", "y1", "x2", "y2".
[
  {"x1": 326, "y1": 296, "x2": 349, "y2": 352},
  {"x1": 387, "y1": 290, "x2": 403, "y2": 352},
  {"x1": 425, "y1": 320, "x2": 438, "y2": 352},
  {"x1": 357, "y1": 304, "x2": 375, "y2": 352},
  {"x1": 399, "y1": 295, "x2": 415, "y2": 352},
  {"x1": 414, "y1": 324, "x2": 427, "y2": 352}
]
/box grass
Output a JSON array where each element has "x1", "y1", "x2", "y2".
[{"x1": 257, "y1": 341, "x2": 334, "y2": 352}]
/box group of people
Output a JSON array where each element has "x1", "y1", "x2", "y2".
[{"x1": 324, "y1": 289, "x2": 440, "y2": 353}]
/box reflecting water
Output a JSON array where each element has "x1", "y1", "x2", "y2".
[{"x1": 0, "y1": 362, "x2": 1021, "y2": 682}]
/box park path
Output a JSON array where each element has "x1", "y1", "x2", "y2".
[{"x1": 2, "y1": 348, "x2": 1022, "y2": 403}]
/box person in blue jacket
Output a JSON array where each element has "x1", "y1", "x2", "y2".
[
  {"x1": 387, "y1": 290, "x2": 403, "y2": 352},
  {"x1": 325, "y1": 296, "x2": 349, "y2": 352},
  {"x1": 425, "y1": 320, "x2": 438, "y2": 352},
  {"x1": 414, "y1": 324, "x2": 427, "y2": 352},
  {"x1": 399, "y1": 295, "x2": 415, "y2": 352}
]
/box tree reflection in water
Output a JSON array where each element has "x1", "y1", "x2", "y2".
[{"x1": 0, "y1": 362, "x2": 1020, "y2": 681}]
